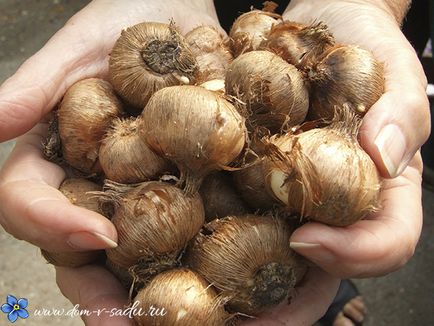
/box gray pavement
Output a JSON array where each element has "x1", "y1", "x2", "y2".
[{"x1": 0, "y1": 1, "x2": 433, "y2": 325}]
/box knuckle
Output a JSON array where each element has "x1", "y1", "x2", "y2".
[{"x1": 398, "y1": 92, "x2": 431, "y2": 144}]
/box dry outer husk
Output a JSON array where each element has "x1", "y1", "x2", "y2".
[
  {"x1": 229, "y1": 4, "x2": 282, "y2": 57},
  {"x1": 185, "y1": 214, "x2": 307, "y2": 315},
  {"x1": 99, "y1": 117, "x2": 174, "y2": 184},
  {"x1": 260, "y1": 21, "x2": 335, "y2": 68},
  {"x1": 133, "y1": 268, "x2": 230, "y2": 326},
  {"x1": 185, "y1": 25, "x2": 233, "y2": 83},
  {"x1": 58, "y1": 78, "x2": 123, "y2": 174},
  {"x1": 105, "y1": 181, "x2": 204, "y2": 278},
  {"x1": 232, "y1": 139, "x2": 278, "y2": 211},
  {"x1": 225, "y1": 50, "x2": 309, "y2": 133},
  {"x1": 109, "y1": 22, "x2": 197, "y2": 112},
  {"x1": 265, "y1": 109, "x2": 381, "y2": 226},
  {"x1": 308, "y1": 45, "x2": 385, "y2": 119},
  {"x1": 140, "y1": 85, "x2": 247, "y2": 194},
  {"x1": 42, "y1": 113, "x2": 62, "y2": 164}
]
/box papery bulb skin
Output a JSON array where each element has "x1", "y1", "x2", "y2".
[
  {"x1": 308, "y1": 45, "x2": 384, "y2": 120},
  {"x1": 109, "y1": 22, "x2": 197, "y2": 113}
]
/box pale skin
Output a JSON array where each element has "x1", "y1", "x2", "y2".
[{"x1": 0, "y1": 0, "x2": 429, "y2": 325}]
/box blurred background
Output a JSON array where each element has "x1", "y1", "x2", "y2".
[{"x1": 0, "y1": 1, "x2": 433, "y2": 325}]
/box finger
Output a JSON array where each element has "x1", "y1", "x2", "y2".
[
  {"x1": 342, "y1": 20, "x2": 430, "y2": 179},
  {"x1": 289, "y1": 153, "x2": 423, "y2": 278},
  {"x1": 359, "y1": 42, "x2": 430, "y2": 178},
  {"x1": 0, "y1": 124, "x2": 117, "y2": 252},
  {"x1": 56, "y1": 265, "x2": 134, "y2": 326},
  {"x1": 241, "y1": 268, "x2": 340, "y2": 326}
]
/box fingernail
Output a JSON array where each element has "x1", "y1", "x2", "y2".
[
  {"x1": 374, "y1": 124, "x2": 406, "y2": 178},
  {"x1": 67, "y1": 231, "x2": 117, "y2": 250},
  {"x1": 289, "y1": 242, "x2": 335, "y2": 263}
]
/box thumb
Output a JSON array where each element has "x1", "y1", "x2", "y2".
[
  {"x1": 359, "y1": 41, "x2": 431, "y2": 178},
  {"x1": 0, "y1": 12, "x2": 108, "y2": 142}
]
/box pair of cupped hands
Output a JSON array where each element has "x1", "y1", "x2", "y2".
[{"x1": 0, "y1": 0, "x2": 430, "y2": 325}]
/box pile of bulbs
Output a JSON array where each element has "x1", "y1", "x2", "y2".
[{"x1": 41, "y1": 3, "x2": 384, "y2": 325}]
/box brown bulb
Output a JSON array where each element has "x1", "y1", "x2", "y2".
[
  {"x1": 109, "y1": 22, "x2": 197, "y2": 113},
  {"x1": 225, "y1": 51, "x2": 309, "y2": 133},
  {"x1": 185, "y1": 214, "x2": 307, "y2": 315},
  {"x1": 139, "y1": 85, "x2": 247, "y2": 194},
  {"x1": 99, "y1": 117, "x2": 174, "y2": 183},
  {"x1": 199, "y1": 172, "x2": 249, "y2": 221},
  {"x1": 260, "y1": 21, "x2": 335, "y2": 68},
  {"x1": 308, "y1": 45, "x2": 385, "y2": 119},
  {"x1": 58, "y1": 78, "x2": 123, "y2": 174},
  {"x1": 105, "y1": 181, "x2": 204, "y2": 278},
  {"x1": 185, "y1": 25, "x2": 233, "y2": 83},
  {"x1": 105, "y1": 259, "x2": 134, "y2": 292},
  {"x1": 41, "y1": 250, "x2": 102, "y2": 268},
  {"x1": 265, "y1": 110, "x2": 381, "y2": 226},
  {"x1": 133, "y1": 268, "x2": 229, "y2": 326},
  {"x1": 230, "y1": 7, "x2": 282, "y2": 57},
  {"x1": 233, "y1": 159, "x2": 278, "y2": 211},
  {"x1": 41, "y1": 178, "x2": 104, "y2": 267}
]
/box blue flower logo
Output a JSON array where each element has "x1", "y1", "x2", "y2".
[{"x1": 1, "y1": 295, "x2": 29, "y2": 323}]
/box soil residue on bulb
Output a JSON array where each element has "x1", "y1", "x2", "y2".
[
  {"x1": 252, "y1": 262, "x2": 295, "y2": 307},
  {"x1": 142, "y1": 39, "x2": 182, "y2": 74}
]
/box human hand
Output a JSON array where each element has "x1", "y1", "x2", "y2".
[
  {"x1": 0, "y1": 1, "x2": 221, "y2": 325},
  {"x1": 0, "y1": 1, "x2": 387, "y2": 325},
  {"x1": 283, "y1": 0, "x2": 427, "y2": 278}
]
